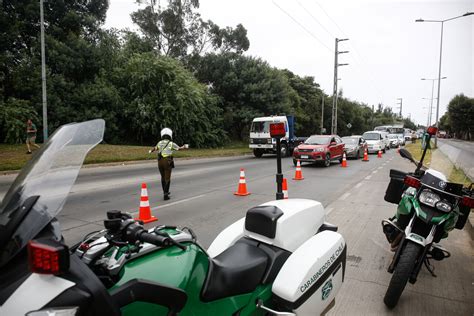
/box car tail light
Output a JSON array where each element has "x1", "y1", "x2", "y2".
[
  {"x1": 404, "y1": 176, "x2": 421, "y2": 189},
  {"x1": 427, "y1": 126, "x2": 438, "y2": 136},
  {"x1": 28, "y1": 239, "x2": 70, "y2": 275},
  {"x1": 461, "y1": 196, "x2": 474, "y2": 208}
]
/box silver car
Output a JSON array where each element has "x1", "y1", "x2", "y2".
[{"x1": 342, "y1": 136, "x2": 368, "y2": 159}]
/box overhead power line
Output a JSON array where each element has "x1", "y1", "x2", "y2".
[
  {"x1": 272, "y1": 0, "x2": 333, "y2": 53},
  {"x1": 296, "y1": 0, "x2": 336, "y2": 39}
]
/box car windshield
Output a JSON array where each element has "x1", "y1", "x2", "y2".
[
  {"x1": 342, "y1": 137, "x2": 358, "y2": 145},
  {"x1": 250, "y1": 121, "x2": 270, "y2": 133},
  {"x1": 388, "y1": 134, "x2": 398, "y2": 139},
  {"x1": 305, "y1": 136, "x2": 331, "y2": 145},
  {"x1": 0, "y1": 119, "x2": 104, "y2": 268},
  {"x1": 362, "y1": 132, "x2": 380, "y2": 140}
]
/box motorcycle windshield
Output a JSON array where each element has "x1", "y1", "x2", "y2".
[{"x1": 0, "y1": 119, "x2": 104, "y2": 268}]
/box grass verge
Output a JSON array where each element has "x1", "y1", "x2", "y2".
[
  {"x1": 0, "y1": 142, "x2": 251, "y2": 172},
  {"x1": 404, "y1": 142, "x2": 471, "y2": 186}
]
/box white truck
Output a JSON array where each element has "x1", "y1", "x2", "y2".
[{"x1": 249, "y1": 115, "x2": 306, "y2": 158}]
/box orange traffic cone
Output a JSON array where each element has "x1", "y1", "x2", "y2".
[
  {"x1": 282, "y1": 178, "x2": 288, "y2": 199},
  {"x1": 362, "y1": 148, "x2": 369, "y2": 162},
  {"x1": 378, "y1": 150, "x2": 383, "y2": 158},
  {"x1": 341, "y1": 152, "x2": 347, "y2": 168},
  {"x1": 234, "y1": 168, "x2": 251, "y2": 196},
  {"x1": 293, "y1": 160, "x2": 304, "y2": 180},
  {"x1": 135, "y1": 183, "x2": 158, "y2": 223}
]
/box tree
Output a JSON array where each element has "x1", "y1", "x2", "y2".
[
  {"x1": 131, "y1": 0, "x2": 249, "y2": 59},
  {"x1": 446, "y1": 94, "x2": 473, "y2": 140},
  {"x1": 116, "y1": 53, "x2": 225, "y2": 147},
  {"x1": 194, "y1": 53, "x2": 294, "y2": 139}
]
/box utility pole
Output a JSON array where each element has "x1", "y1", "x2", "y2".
[
  {"x1": 40, "y1": 0, "x2": 48, "y2": 141},
  {"x1": 321, "y1": 95, "x2": 324, "y2": 134},
  {"x1": 396, "y1": 98, "x2": 403, "y2": 118},
  {"x1": 331, "y1": 38, "x2": 349, "y2": 135}
]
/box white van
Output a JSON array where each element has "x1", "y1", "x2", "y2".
[{"x1": 362, "y1": 131, "x2": 386, "y2": 153}]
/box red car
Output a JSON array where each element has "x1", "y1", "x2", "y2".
[{"x1": 293, "y1": 135, "x2": 345, "y2": 167}]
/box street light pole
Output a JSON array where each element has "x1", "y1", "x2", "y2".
[
  {"x1": 416, "y1": 12, "x2": 473, "y2": 147},
  {"x1": 421, "y1": 77, "x2": 446, "y2": 127},
  {"x1": 40, "y1": 0, "x2": 48, "y2": 142}
]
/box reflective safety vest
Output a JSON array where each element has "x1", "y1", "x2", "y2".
[{"x1": 155, "y1": 140, "x2": 179, "y2": 157}]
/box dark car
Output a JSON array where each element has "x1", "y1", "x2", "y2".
[
  {"x1": 342, "y1": 136, "x2": 367, "y2": 159},
  {"x1": 293, "y1": 135, "x2": 345, "y2": 167}
]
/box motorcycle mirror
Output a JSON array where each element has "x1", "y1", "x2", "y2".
[{"x1": 399, "y1": 148, "x2": 415, "y2": 162}]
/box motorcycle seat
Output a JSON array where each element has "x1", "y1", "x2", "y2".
[{"x1": 201, "y1": 241, "x2": 268, "y2": 302}]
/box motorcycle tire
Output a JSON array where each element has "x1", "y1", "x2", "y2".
[{"x1": 384, "y1": 242, "x2": 421, "y2": 309}]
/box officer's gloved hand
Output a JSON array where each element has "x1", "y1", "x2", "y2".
[{"x1": 148, "y1": 150, "x2": 152, "y2": 154}]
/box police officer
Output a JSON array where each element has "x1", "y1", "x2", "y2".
[{"x1": 149, "y1": 128, "x2": 187, "y2": 200}]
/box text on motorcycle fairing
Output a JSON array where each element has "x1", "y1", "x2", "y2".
[{"x1": 300, "y1": 242, "x2": 345, "y2": 293}]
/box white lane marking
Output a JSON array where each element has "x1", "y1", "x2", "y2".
[
  {"x1": 372, "y1": 170, "x2": 378, "y2": 174},
  {"x1": 339, "y1": 192, "x2": 351, "y2": 201},
  {"x1": 365, "y1": 175, "x2": 372, "y2": 180},
  {"x1": 378, "y1": 166, "x2": 383, "y2": 170},
  {"x1": 326, "y1": 207, "x2": 334, "y2": 215},
  {"x1": 132, "y1": 194, "x2": 206, "y2": 214},
  {"x1": 355, "y1": 182, "x2": 363, "y2": 189}
]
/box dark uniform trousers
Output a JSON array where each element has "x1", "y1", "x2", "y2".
[{"x1": 158, "y1": 157, "x2": 173, "y2": 195}]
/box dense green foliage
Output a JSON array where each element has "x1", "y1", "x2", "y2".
[
  {"x1": 0, "y1": 0, "x2": 417, "y2": 146},
  {"x1": 439, "y1": 94, "x2": 473, "y2": 140}
]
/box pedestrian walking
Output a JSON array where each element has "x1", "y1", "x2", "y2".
[
  {"x1": 149, "y1": 128, "x2": 188, "y2": 200},
  {"x1": 26, "y1": 119, "x2": 40, "y2": 154}
]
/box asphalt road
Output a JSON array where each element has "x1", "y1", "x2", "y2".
[
  {"x1": 438, "y1": 138, "x2": 474, "y2": 181},
  {"x1": 0, "y1": 149, "x2": 472, "y2": 314}
]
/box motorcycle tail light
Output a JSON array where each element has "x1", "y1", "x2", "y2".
[
  {"x1": 461, "y1": 196, "x2": 474, "y2": 208},
  {"x1": 28, "y1": 239, "x2": 69, "y2": 275},
  {"x1": 404, "y1": 176, "x2": 421, "y2": 189}
]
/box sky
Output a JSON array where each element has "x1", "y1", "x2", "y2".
[{"x1": 104, "y1": 0, "x2": 473, "y2": 126}]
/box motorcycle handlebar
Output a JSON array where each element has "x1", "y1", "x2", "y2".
[{"x1": 137, "y1": 230, "x2": 172, "y2": 247}]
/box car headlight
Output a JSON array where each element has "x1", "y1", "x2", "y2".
[
  {"x1": 250, "y1": 138, "x2": 254, "y2": 144},
  {"x1": 267, "y1": 138, "x2": 272, "y2": 144},
  {"x1": 436, "y1": 201, "x2": 452, "y2": 213},
  {"x1": 419, "y1": 189, "x2": 441, "y2": 207},
  {"x1": 347, "y1": 147, "x2": 356, "y2": 152},
  {"x1": 314, "y1": 148, "x2": 325, "y2": 152}
]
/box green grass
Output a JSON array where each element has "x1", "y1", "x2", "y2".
[
  {"x1": 0, "y1": 142, "x2": 251, "y2": 172},
  {"x1": 404, "y1": 142, "x2": 471, "y2": 187}
]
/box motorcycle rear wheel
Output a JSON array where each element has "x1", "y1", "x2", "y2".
[{"x1": 384, "y1": 242, "x2": 421, "y2": 309}]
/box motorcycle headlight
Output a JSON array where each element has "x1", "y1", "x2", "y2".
[
  {"x1": 419, "y1": 189, "x2": 441, "y2": 207},
  {"x1": 436, "y1": 201, "x2": 452, "y2": 213},
  {"x1": 314, "y1": 148, "x2": 325, "y2": 152}
]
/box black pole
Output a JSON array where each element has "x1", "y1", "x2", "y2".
[{"x1": 276, "y1": 138, "x2": 283, "y2": 200}]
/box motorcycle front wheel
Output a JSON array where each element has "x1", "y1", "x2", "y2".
[{"x1": 384, "y1": 242, "x2": 421, "y2": 309}]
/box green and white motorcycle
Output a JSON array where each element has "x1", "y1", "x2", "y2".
[
  {"x1": 0, "y1": 119, "x2": 347, "y2": 316},
  {"x1": 382, "y1": 127, "x2": 473, "y2": 308}
]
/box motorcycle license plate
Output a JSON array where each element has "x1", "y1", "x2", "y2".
[{"x1": 301, "y1": 155, "x2": 309, "y2": 159}]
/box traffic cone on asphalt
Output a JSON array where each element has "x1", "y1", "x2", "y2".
[
  {"x1": 378, "y1": 150, "x2": 383, "y2": 158},
  {"x1": 234, "y1": 168, "x2": 251, "y2": 196},
  {"x1": 362, "y1": 148, "x2": 369, "y2": 162},
  {"x1": 282, "y1": 178, "x2": 289, "y2": 199},
  {"x1": 293, "y1": 160, "x2": 304, "y2": 180},
  {"x1": 135, "y1": 183, "x2": 158, "y2": 223},
  {"x1": 341, "y1": 152, "x2": 347, "y2": 168}
]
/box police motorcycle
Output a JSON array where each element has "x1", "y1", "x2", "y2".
[
  {"x1": 381, "y1": 126, "x2": 473, "y2": 309},
  {"x1": 0, "y1": 119, "x2": 347, "y2": 316}
]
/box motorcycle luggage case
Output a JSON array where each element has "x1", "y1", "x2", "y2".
[
  {"x1": 272, "y1": 231, "x2": 346, "y2": 316},
  {"x1": 384, "y1": 169, "x2": 408, "y2": 204}
]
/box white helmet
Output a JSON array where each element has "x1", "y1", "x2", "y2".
[{"x1": 160, "y1": 128, "x2": 173, "y2": 138}]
